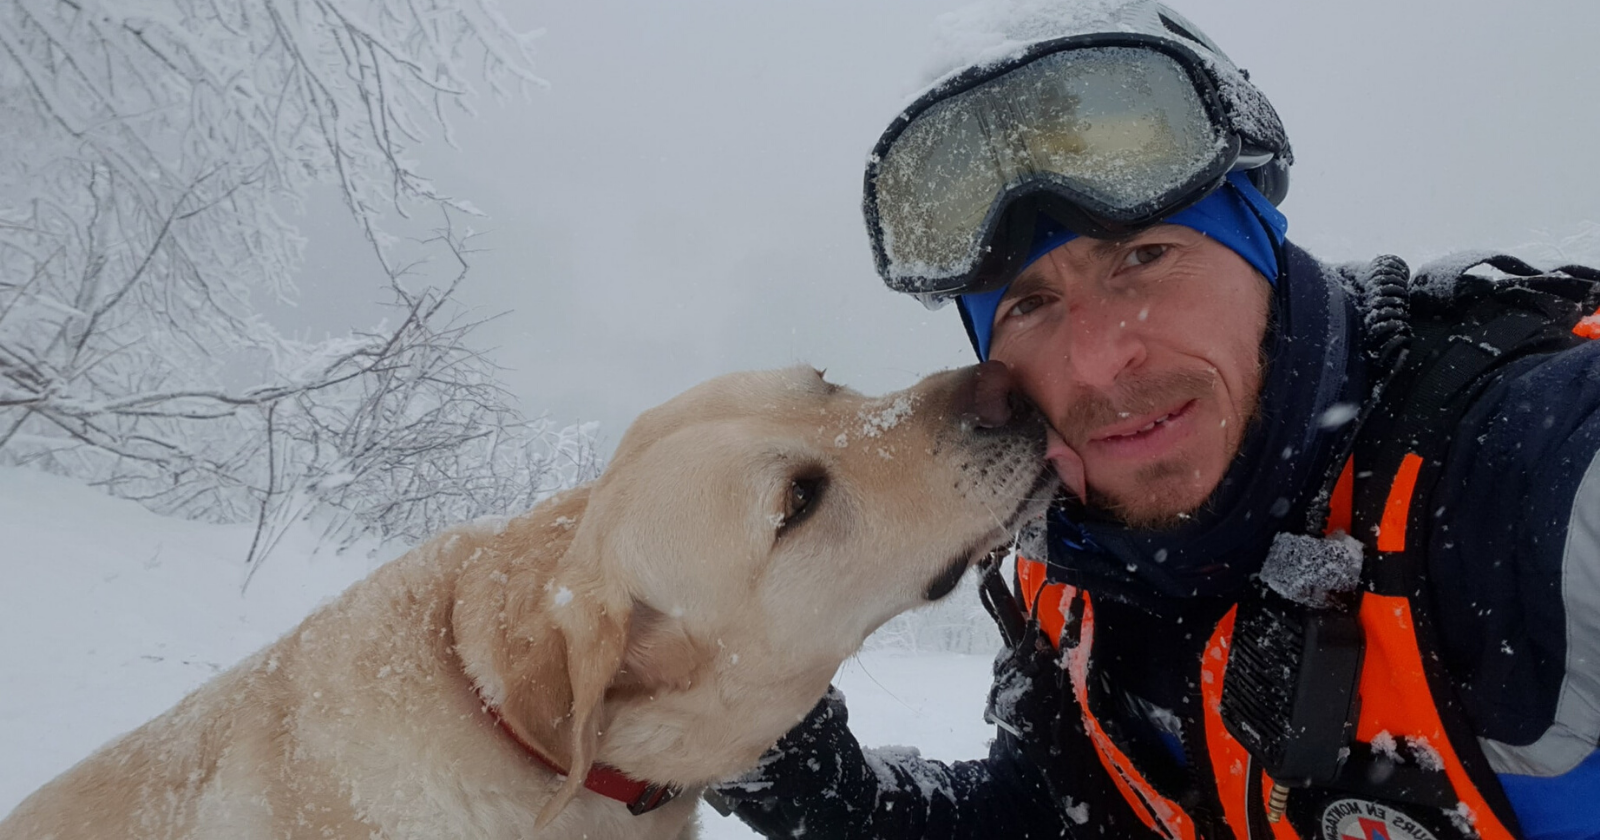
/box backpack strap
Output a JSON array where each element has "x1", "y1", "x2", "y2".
[
  {"x1": 1299, "y1": 254, "x2": 1412, "y2": 536},
  {"x1": 1353, "y1": 255, "x2": 1600, "y2": 591}
]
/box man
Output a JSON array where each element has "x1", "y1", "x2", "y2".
[{"x1": 713, "y1": 2, "x2": 1600, "y2": 839}]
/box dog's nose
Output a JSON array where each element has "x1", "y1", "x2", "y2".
[{"x1": 965, "y1": 360, "x2": 1014, "y2": 429}]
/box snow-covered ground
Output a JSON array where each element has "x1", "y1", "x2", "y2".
[{"x1": 0, "y1": 466, "x2": 999, "y2": 838}]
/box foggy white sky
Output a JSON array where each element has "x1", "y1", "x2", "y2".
[{"x1": 283, "y1": 0, "x2": 1600, "y2": 452}]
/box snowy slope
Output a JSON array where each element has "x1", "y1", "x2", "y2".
[
  {"x1": 0, "y1": 467, "x2": 1000, "y2": 838},
  {"x1": 0, "y1": 467, "x2": 388, "y2": 810}
]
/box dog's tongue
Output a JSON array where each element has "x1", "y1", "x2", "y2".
[{"x1": 1046, "y1": 426, "x2": 1086, "y2": 502}]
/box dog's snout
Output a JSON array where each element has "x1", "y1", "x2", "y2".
[{"x1": 961, "y1": 360, "x2": 1015, "y2": 429}]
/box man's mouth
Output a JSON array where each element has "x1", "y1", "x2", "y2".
[
  {"x1": 1094, "y1": 400, "x2": 1196, "y2": 438},
  {"x1": 1091, "y1": 400, "x2": 1197, "y2": 444},
  {"x1": 1100, "y1": 403, "x2": 1190, "y2": 441}
]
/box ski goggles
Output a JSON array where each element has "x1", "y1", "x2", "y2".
[{"x1": 864, "y1": 34, "x2": 1278, "y2": 302}]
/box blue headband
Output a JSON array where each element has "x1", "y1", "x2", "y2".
[{"x1": 960, "y1": 172, "x2": 1288, "y2": 360}]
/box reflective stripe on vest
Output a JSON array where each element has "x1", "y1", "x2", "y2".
[
  {"x1": 1198, "y1": 591, "x2": 1521, "y2": 840},
  {"x1": 1017, "y1": 561, "x2": 1196, "y2": 840},
  {"x1": 1200, "y1": 606, "x2": 1298, "y2": 840},
  {"x1": 1016, "y1": 452, "x2": 1521, "y2": 840}
]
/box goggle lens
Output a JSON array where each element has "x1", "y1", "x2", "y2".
[{"x1": 872, "y1": 46, "x2": 1228, "y2": 292}]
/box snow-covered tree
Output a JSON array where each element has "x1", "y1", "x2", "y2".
[{"x1": 0, "y1": 0, "x2": 598, "y2": 569}]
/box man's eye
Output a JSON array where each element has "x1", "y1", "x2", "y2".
[
  {"x1": 1005, "y1": 295, "x2": 1044, "y2": 319},
  {"x1": 1122, "y1": 244, "x2": 1168, "y2": 268}
]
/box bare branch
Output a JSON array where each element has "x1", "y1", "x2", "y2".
[{"x1": 1, "y1": 0, "x2": 587, "y2": 570}]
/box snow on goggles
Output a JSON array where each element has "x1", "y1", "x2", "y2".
[{"x1": 864, "y1": 34, "x2": 1265, "y2": 301}]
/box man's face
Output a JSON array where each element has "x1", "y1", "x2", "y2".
[{"x1": 986, "y1": 225, "x2": 1271, "y2": 529}]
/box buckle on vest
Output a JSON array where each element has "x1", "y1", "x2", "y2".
[
  {"x1": 627, "y1": 782, "x2": 680, "y2": 815},
  {"x1": 1220, "y1": 592, "x2": 1365, "y2": 785}
]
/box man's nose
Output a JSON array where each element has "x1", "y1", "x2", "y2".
[{"x1": 1062, "y1": 304, "x2": 1146, "y2": 390}]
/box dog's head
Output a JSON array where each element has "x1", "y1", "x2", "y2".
[{"x1": 455, "y1": 364, "x2": 1053, "y2": 822}]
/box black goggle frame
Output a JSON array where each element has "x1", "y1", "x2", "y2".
[{"x1": 864, "y1": 32, "x2": 1279, "y2": 301}]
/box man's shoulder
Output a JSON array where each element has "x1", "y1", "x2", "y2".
[
  {"x1": 1458, "y1": 336, "x2": 1600, "y2": 467},
  {"x1": 1430, "y1": 321, "x2": 1600, "y2": 555},
  {"x1": 1424, "y1": 330, "x2": 1600, "y2": 755}
]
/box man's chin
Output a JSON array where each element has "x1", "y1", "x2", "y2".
[
  {"x1": 1084, "y1": 464, "x2": 1216, "y2": 530},
  {"x1": 1085, "y1": 489, "x2": 1204, "y2": 530}
]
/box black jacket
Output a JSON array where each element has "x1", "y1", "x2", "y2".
[{"x1": 720, "y1": 244, "x2": 1600, "y2": 840}]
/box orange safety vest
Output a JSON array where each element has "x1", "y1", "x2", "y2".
[{"x1": 1015, "y1": 453, "x2": 1525, "y2": 840}]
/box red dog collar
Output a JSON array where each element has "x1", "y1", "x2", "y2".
[{"x1": 476, "y1": 690, "x2": 680, "y2": 815}]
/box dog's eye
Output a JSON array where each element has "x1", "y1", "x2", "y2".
[{"x1": 779, "y1": 475, "x2": 826, "y2": 535}]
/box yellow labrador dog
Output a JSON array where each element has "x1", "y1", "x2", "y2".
[{"x1": 1, "y1": 364, "x2": 1054, "y2": 840}]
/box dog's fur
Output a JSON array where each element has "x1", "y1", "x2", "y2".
[{"x1": 0, "y1": 366, "x2": 1053, "y2": 840}]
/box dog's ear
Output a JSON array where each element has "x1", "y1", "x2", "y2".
[
  {"x1": 514, "y1": 591, "x2": 706, "y2": 827},
  {"x1": 504, "y1": 576, "x2": 631, "y2": 825},
  {"x1": 451, "y1": 487, "x2": 632, "y2": 826},
  {"x1": 528, "y1": 570, "x2": 631, "y2": 827},
  {"x1": 454, "y1": 486, "x2": 708, "y2": 826},
  {"x1": 490, "y1": 560, "x2": 632, "y2": 827}
]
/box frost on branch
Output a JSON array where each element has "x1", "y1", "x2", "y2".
[{"x1": 0, "y1": 0, "x2": 595, "y2": 574}]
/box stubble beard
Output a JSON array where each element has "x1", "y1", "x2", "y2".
[
  {"x1": 1064, "y1": 365, "x2": 1264, "y2": 532},
  {"x1": 1086, "y1": 459, "x2": 1212, "y2": 530}
]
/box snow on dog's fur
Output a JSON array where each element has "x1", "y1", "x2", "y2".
[{"x1": 0, "y1": 365, "x2": 1053, "y2": 840}]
